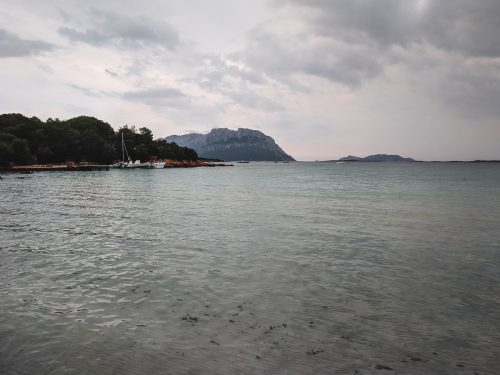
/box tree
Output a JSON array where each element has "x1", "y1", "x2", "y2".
[
  {"x1": 80, "y1": 129, "x2": 105, "y2": 162},
  {"x1": 36, "y1": 146, "x2": 54, "y2": 163},
  {"x1": 11, "y1": 138, "x2": 32, "y2": 164},
  {"x1": 0, "y1": 113, "x2": 199, "y2": 165},
  {"x1": 0, "y1": 142, "x2": 13, "y2": 166}
]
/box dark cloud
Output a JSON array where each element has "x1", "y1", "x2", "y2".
[
  {"x1": 58, "y1": 27, "x2": 107, "y2": 46},
  {"x1": 104, "y1": 59, "x2": 152, "y2": 79},
  {"x1": 69, "y1": 84, "x2": 188, "y2": 107},
  {"x1": 442, "y1": 64, "x2": 500, "y2": 118},
  {"x1": 281, "y1": 0, "x2": 420, "y2": 47},
  {"x1": 422, "y1": 1, "x2": 500, "y2": 58},
  {"x1": 233, "y1": 28, "x2": 383, "y2": 89},
  {"x1": 230, "y1": 0, "x2": 500, "y2": 117},
  {"x1": 122, "y1": 87, "x2": 185, "y2": 100},
  {"x1": 68, "y1": 84, "x2": 103, "y2": 97},
  {"x1": 228, "y1": 90, "x2": 284, "y2": 112},
  {"x1": 0, "y1": 29, "x2": 53, "y2": 58},
  {"x1": 282, "y1": 0, "x2": 500, "y2": 58},
  {"x1": 302, "y1": 47, "x2": 383, "y2": 87},
  {"x1": 58, "y1": 9, "x2": 179, "y2": 50},
  {"x1": 120, "y1": 87, "x2": 190, "y2": 108},
  {"x1": 104, "y1": 68, "x2": 118, "y2": 77}
]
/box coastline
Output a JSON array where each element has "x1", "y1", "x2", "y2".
[{"x1": 1, "y1": 160, "x2": 233, "y2": 172}]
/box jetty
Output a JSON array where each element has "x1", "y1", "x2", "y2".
[{"x1": 6, "y1": 163, "x2": 109, "y2": 172}]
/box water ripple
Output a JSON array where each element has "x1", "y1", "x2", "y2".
[{"x1": 1, "y1": 163, "x2": 500, "y2": 374}]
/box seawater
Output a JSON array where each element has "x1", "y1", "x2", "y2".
[{"x1": 1, "y1": 162, "x2": 499, "y2": 374}]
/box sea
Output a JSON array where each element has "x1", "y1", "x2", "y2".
[{"x1": 1, "y1": 162, "x2": 499, "y2": 375}]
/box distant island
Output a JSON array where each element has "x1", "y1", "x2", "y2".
[
  {"x1": 334, "y1": 154, "x2": 416, "y2": 162},
  {"x1": 165, "y1": 128, "x2": 295, "y2": 162},
  {"x1": 0, "y1": 113, "x2": 198, "y2": 167}
]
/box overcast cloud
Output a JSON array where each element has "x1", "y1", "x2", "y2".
[
  {"x1": 0, "y1": 29, "x2": 53, "y2": 57},
  {"x1": 58, "y1": 9, "x2": 180, "y2": 50},
  {"x1": 0, "y1": 0, "x2": 499, "y2": 160}
]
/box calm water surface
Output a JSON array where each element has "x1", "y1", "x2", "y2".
[{"x1": 1, "y1": 162, "x2": 499, "y2": 374}]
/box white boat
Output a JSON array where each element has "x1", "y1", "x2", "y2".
[
  {"x1": 124, "y1": 160, "x2": 152, "y2": 169},
  {"x1": 110, "y1": 132, "x2": 152, "y2": 169},
  {"x1": 153, "y1": 161, "x2": 165, "y2": 169},
  {"x1": 110, "y1": 161, "x2": 124, "y2": 168}
]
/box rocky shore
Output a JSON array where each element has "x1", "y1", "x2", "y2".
[{"x1": 163, "y1": 159, "x2": 233, "y2": 168}]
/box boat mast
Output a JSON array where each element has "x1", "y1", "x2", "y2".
[{"x1": 121, "y1": 131, "x2": 131, "y2": 162}]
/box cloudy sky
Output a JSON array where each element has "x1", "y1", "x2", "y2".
[{"x1": 1, "y1": 0, "x2": 499, "y2": 160}]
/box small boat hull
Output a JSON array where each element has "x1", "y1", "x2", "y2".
[{"x1": 153, "y1": 162, "x2": 165, "y2": 169}]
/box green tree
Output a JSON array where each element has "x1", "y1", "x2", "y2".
[
  {"x1": 0, "y1": 142, "x2": 13, "y2": 166},
  {"x1": 0, "y1": 113, "x2": 199, "y2": 165},
  {"x1": 36, "y1": 145, "x2": 54, "y2": 163},
  {"x1": 11, "y1": 138, "x2": 32, "y2": 164}
]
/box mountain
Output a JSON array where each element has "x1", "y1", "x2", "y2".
[
  {"x1": 165, "y1": 128, "x2": 295, "y2": 161},
  {"x1": 338, "y1": 154, "x2": 416, "y2": 162}
]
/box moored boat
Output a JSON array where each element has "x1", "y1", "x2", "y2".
[{"x1": 110, "y1": 132, "x2": 154, "y2": 169}]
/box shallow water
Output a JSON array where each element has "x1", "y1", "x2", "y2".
[{"x1": 1, "y1": 162, "x2": 500, "y2": 374}]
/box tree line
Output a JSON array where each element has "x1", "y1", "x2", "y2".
[{"x1": 0, "y1": 114, "x2": 198, "y2": 166}]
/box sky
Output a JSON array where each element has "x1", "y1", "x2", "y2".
[{"x1": 0, "y1": 0, "x2": 499, "y2": 161}]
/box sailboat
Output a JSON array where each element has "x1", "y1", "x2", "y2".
[{"x1": 110, "y1": 132, "x2": 153, "y2": 169}]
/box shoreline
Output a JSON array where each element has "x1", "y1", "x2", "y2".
[{"x1": 1, "y1": 160, "x2": 233, "y2": 172}]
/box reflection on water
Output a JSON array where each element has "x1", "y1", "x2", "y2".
[{"x1": 1, "y1": 163, "x2": 500, "y2": 374}]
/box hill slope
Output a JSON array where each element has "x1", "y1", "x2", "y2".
[
  {"x1": 165, "y1": 128, "x2": 295, "y2": 161},
  {"x1": 0, "y1": 113, "x2": 198, "y2": 166}
]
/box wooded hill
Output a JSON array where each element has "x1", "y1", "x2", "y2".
[{"x1": 0, "y1": 114, "x2": 198, "y2": 166}]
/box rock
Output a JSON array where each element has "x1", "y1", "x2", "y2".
[{"x1": 165, "y1": 128, "x2": 295, "y2": 161}]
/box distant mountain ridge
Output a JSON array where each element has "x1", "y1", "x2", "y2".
[
  {"x1": 165, "y1": 128, "x2": 295, "y2": 161},
  {"x1": 338, "y1": 154, "x2": 416, "y2": 162}
]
